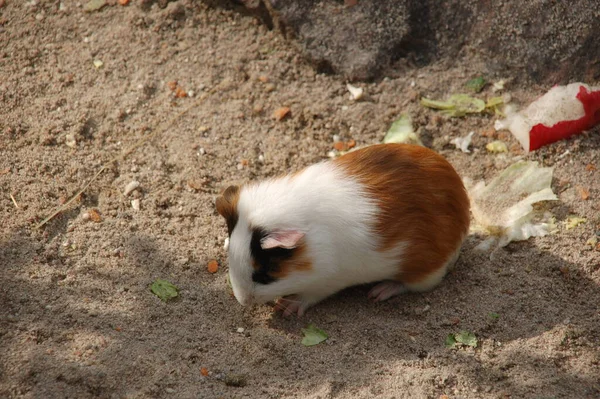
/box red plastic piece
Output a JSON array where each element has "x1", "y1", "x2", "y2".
[{"x1": 529, "y1": 86, "x2": 600, "y2": 151}]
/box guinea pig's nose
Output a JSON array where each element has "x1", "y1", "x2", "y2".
[{"x1": 235, "y1": 294, "x2": 253, "y2": 307}]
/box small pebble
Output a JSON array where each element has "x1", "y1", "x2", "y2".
[
  {"x1": 224, "y1": 237, "x2": 230, "y2": 251},
  {"x1": 237, "y1": 327, "x2": 245, "y2": 333},
  {"x1": 123, "y1": 181, "x2": 140, "y2": 196},
  {"x1": 65, "y1": 134, "x2": 77, "y2": 148},
  {"x1": 257, "y1": 154, "x2": 265, "y2": 164},
  {"x1": 332, "y1": 134, "x2": 341, "y2": 143},
  {"x1": 131, "y1": 199, "x2": 140, "y2": 211}
]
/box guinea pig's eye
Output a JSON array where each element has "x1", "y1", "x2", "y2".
[{"x1": 249, "y1": 229, "x2": 295, "y2": 285}]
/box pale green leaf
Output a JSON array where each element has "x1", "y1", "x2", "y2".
[
  {"x1": 301, "y1": 324, "x2": 328, "y2": 346},
  {"x1": 84, "y1": 0, "x2": 107, "y2": 12},
  {"x1": 455, "y1": 331, "x2": 478, "y2": 347},
  {"x1": 383, "y1": 114, "x2": 422, "y2": 145},
  {"x1": 420, "y1": 97, "x2": 455, "y2": 110},
  {"x1": 565, "y1": 216, "x2": 586, "y2": 230},
  {"x1": 150, "y1": 278, "x2": 179, "y2": 302}
]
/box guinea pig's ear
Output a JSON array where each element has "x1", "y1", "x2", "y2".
[
  {"x1": 216, "y1": 185, "x2": 240, "y2": 235},
  {"x1": 261, "y1": 230, "x2": 305, "y2": 250}
]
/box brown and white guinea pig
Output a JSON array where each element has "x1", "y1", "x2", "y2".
[{"x1": 216, "y1": 143, "x2": 470, "y2": 316}]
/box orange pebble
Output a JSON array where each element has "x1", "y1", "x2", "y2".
[
  {"x1": 347, "y1": 139, "x2": 356, "y2": 149},
  {"x1": 167, "y1": 81, "x2": 178, "y2": 91},
  {"x1": 333, "y1": 141, "x2": 345, "y2": 151},
  {"x1": 207, "y1": 260, "x2": 219, "y2": 274},
  {"x1": 200, "y1": 367, "x2": 209, "y2": 376},
  {"x1": 118, "y1": 0, "x2": 129, "y2": 5},
  {"x1": 273, "y1": 107, "x2": 290, "y2": 121},
  {"x1": 175, "y1": 87, "x2": 187, "y2": 98}
]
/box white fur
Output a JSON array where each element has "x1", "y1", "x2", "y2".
[{"x1": 227, "y1": 161, "x2": 410, "y2": 309}]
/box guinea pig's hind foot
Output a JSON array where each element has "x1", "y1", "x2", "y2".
[{"x1": 368, "y1": 280, "x2": 407, "y2": 302}]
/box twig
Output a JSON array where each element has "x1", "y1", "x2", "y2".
[
  {"x1": 35, "y1": 90, "x2": 213, "y2": 229},
  {"x1": 10, "y1": 194, "x2": 19, "y2": 209}
]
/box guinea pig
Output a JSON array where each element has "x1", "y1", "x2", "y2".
[{"x1": 216, "y1": 143, "x2": 470, "y2": 316}]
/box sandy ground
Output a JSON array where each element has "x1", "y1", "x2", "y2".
[{"x1": 1, "y1": 1, "x2": 600, "y2": 398}]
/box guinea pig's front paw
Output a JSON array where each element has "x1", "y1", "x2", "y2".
[{"x1": 274, "y1": 295, "x2": 312, "y2": 317}]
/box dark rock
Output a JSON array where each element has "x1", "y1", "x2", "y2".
[{"x1": 231, "y1": 0, "x2": 600, "y2": 83}]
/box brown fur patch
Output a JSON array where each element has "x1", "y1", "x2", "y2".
[
  {"x1": 335, "y1": 144, "x2": 470, "y2": 285},
  {"x1": 215, "y1": 185, "x2": 240, "y2": 235},
  {"x1": 270, "y1": 243, "x2": 312, "y2": 279}
]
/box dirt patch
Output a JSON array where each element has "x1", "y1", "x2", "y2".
[{"x1": 1, "y1": 1, "x2": 599, "y2": 398}]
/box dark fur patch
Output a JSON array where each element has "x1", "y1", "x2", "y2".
[{"x1": 249, "y1": 228, "x2": 295, "y2": 285}]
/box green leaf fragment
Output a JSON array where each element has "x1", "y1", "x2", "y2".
[
  {"x1": 445, "y1": 334, "x2": 457, "y2": 348},
  {"x1": 486, "y1": 140, "x2": 508, "y2": 153},
  {"x1": 84, "y1": 0, "x2": 107, "y2": 12},
  {"x1": 446, "y1": 331, "x2": 478, "y2": 348},
  {"x1": 420, "y1": 97, "x2": 455, "y2": 110},
  {"x1": 455, "y1": 331, "x2": 478, "y2": 347},
  {"x1": 383, "y1": 114, "x2": 422, "y2": 146},
  {"x1": 486, "y1": 97, "x2": 504, "y2": 108},
  {"x1": 488, "y1": 312, "x2": 500, "y2": 320},
  {"x1": 565, "y1": 216, "x2": 586, "y2": 230},
  {"x1": 449, "y1": 94, "x2": 486, "y2": 113},
  {"x1": 421, "y1": 94, "x2": 485, "y2": 117},
  {"x1": 466, "y1": 76, "x2": 487, "y2": 93},
  {"x1": 301, "y1": 324, "x2": 328, "y2": 346},
  {"x1": 150, "y1": 278, "x2": 179, "y2": 302}
]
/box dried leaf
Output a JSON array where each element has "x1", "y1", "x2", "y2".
[
  {"x1": 585, "y1": 163, "x2": 597, "y2": 171},
  {"x1": 576, "y1": 186, "x2": 590, "y2": 200},
  {"x1": 301, "y1": 324, "x2": 328, "y2": 346},
  {"x1": 150, "y1": 279, "x2": 179, "y2": 302},
  {"x1": 88, "y1": 209, "x2": 102, "y2": 223}
]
